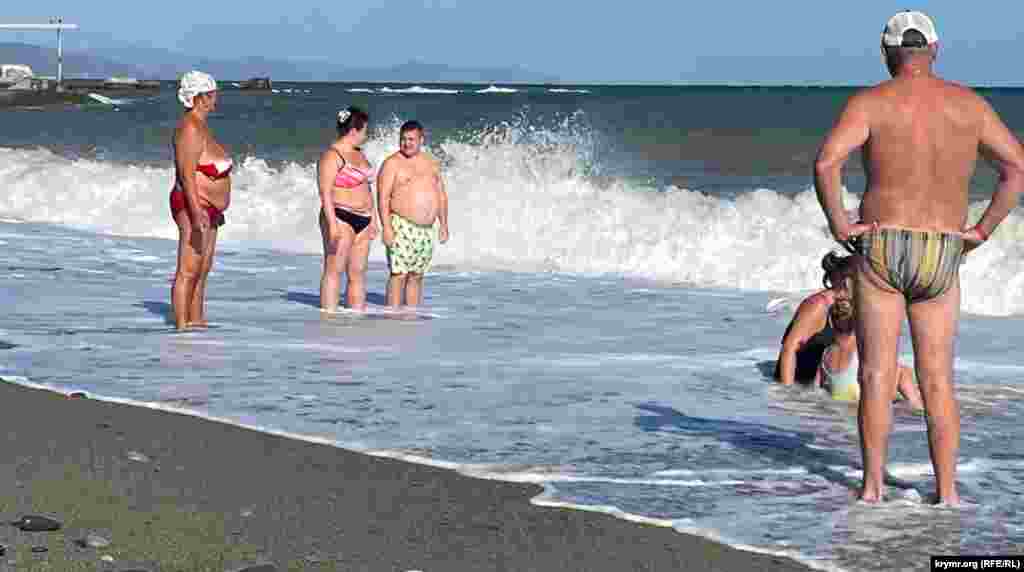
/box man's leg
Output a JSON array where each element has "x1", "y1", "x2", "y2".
[
  {"x1": 405, "y1": 273, "x2": 424, "y2": 306},
  {"x1": 906, "y1": 280, "x2": 961, "y2": 505},
  {"x1": 387, "y1": 273, "x2": 408, "y2": 307},
  {"x1": 854, "y1": 258, "x2": 906, "y2": 502}
]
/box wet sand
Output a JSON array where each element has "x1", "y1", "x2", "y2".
[{"x1": 0, "y1": 381, "x2": 814, "y2": 571}]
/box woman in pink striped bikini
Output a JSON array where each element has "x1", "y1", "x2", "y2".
[{"x1": 317, "y1": 106, "x2": 379, "y2": 311}]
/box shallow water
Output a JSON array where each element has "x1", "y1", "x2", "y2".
[
  {"x1": 2, "y1": 219, "x2": 1023, "y2": 571},
  {"x1": 3, "y1": 83, "x2": 1024, "y2": 571}
]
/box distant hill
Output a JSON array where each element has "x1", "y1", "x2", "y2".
[
  {"x1": 0, "y1": 42, "x2": 558, "y2": 83},
  {"x1": 0, "y1": 42, "x2": 150, "y2": 79}
]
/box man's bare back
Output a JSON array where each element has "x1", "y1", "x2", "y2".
[
  {"x1": 852, "y1": 76, "x2": 988, "y2": 232},
  {"x1": 818, "y1": 70, "x2": 1023, "y2": 243}
]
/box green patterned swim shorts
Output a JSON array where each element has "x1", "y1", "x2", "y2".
[{"x1": 386, "y1": 213, "x2": 435, "y2": 275}]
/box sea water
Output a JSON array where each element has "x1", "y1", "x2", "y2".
[{"x1": 2, "y1": 84, "x2": 1024, "y2": 571}]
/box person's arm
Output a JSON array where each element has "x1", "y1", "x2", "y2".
[
  {"x1": 437, "y1": 161, "x2": 449, "y2": 244},
  {"x1": 814, "y1": 93, "x2": 877, "y2": 242},
  {"x1": 318, "y1": 149, "x2": 341, "y2": 249},
  {"x1": 377, "y1": 157, "x2": 397, "y2": 247},
  {"x1": 362, "y1": 153, "x2": 380, "y2": 241},
  {"x1": 963, "y1": 98, "x2": 1024, "y2": 251},
  {"x1": 174, "y1": 123, "x2": 209, "y2": 234},
  {"x1": 776, "y1": 298, "x2": 828, "y2": 385}
]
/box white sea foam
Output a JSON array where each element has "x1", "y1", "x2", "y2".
[
  {"x1": 529, "y1": 486, "x2": 844, "y2": 572},
  {"x1": 3, "y1": 128, "x2": 1024, "y2": 316},
  {"x1": 465, "y1": 471, "x2": 746, "y2": 487},
  {"x1": 653, "y1": 467, "x2": 810, "y2": 477},
  {"x1": 475, "y1": 85, "x2": 518, "y2": 94},
  {"x1": 548, "y1": 88, "x2": 591, "y2": 94},
  {"x1": 378, "y1": 85, "x2": 460, "y2": 95}
]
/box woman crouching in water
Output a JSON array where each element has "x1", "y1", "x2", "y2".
[
  {"x1": 318, "y1": 107, "x2": 378, "y2": 311},
  {"x1": 817, "y1": 290, "x2": 924, "y2": 409},
  {"x1": 170, "y1": 71, "x2": 232, "y2": 330},
  {"x1": 775, "y1": 252, "x2": 854, "y2": 384}
]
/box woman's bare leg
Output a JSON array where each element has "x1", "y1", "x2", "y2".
[
  {"x1": 320, "y1": 212, "x2": 356, "y2": 312},
  {"x1": 171, "y1": 211, "x2": 203, "y2": 330}
]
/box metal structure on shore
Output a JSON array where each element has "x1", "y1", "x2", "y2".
[{"x1": 0, "y1": 19, "x2": 79, "y2": 89}]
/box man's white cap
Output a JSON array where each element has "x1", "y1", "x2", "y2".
[
  {"x1": 882, "y1": 10, "x2": 938, "y2": 47},
  {"x1": 178, "y1": 70, "x2": 217, "y2": 108}
]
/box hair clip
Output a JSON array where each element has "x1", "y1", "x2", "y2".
[{"x1": 338, "y1": 109, "x2": 351, "y2": 123}]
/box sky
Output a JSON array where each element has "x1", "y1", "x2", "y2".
[{"x1": 2, "y1": 1, "x2": 1022, "y2": 84}]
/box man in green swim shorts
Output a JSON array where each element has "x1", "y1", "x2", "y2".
[
  {"x1": 377, "y1": 120, "x2": 450, "y2": 307},
  {"x1": 814, "y1": 11, "x2": 1024, "y2": 505}
]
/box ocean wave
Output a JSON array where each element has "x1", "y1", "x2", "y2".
[
  {"x1": 378, "y1": 85, "x2": 460, "y2": 95},
  {"x1": 2, "y1": 123, "x2": 1023, "y2": 316},
  {"x1": 475, "y1": 85, "x2": 519, "y2": 94}
]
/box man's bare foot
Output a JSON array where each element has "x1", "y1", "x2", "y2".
[
  {"x1": 185, "y1": 320, "x2": 209, "y2": 328},
  {"x1": 858, "y1": 488, "x2": 884, "y2": 503}
]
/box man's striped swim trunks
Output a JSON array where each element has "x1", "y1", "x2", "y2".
[{"x1": 856, "y1": 228, "x2": 965, "y2": 303}]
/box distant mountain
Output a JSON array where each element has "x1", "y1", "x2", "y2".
[
  {"x1": 0, "y1": 42, "x2": 557, "y2": 83},
  {"x1": 0, "y1": 42, "x2": 150, "y2": 79}
]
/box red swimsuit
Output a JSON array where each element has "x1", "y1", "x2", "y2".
[{"x1": 170, "y1": 159, "x2": 233, "y2": 227}]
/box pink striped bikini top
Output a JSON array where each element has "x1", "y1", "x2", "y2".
[{"x1": 333, "y1": 149, "x2": 372, "y2": 189}]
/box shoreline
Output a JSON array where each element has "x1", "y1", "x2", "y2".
[{"x1": 0, "y1": 380, "x2": 816, "y2": 571}]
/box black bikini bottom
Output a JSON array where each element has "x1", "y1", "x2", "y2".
[{"x1": 333, "y1": 208, "x2": 372, "y2": 234}]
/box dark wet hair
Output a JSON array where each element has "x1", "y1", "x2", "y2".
[
  {"x1": 898, "y1": 29, "x2": 929, "y2": 48},
  {"x1": 829, "y1": 297, "x2": 856, "y2": 334},
  {"x1": 884, "y1": 29, "x2": 933, "y2": 65},
  {"x1": 821, "y1": 252, "x2": 854, "y2": 290},
  {"x1": 337, "y1": 106, "x2": 369, "y2": 137},
  {"x1": 400, "y1": 120, "x2": 424, "y2": 136}
]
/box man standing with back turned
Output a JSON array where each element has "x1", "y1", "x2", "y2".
[{"x1": 815, "y1": 10, "x2": 1024, "y2": 505}]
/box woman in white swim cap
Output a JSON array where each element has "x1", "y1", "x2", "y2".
[{"x1": 169, "y1": 70, "x2": 233, "y2": 330}]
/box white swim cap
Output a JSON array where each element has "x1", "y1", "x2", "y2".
[
  {"x1": 178, "y1": 70, "x2": 217, "y2": 109},
  {"x1": 882, "y1": 11, "x2": 938, "y2": 48}
]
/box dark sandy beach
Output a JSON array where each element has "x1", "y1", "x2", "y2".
[{"x1": 0, "y1": 381, "x2": 814, "y2": 571}]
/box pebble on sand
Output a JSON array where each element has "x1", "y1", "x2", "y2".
[
  {"x1": 74, "y1": 532, "x2": 111, "y2": 552},
  {"x1": 126, "y1": 451, "x2": 151, "y2": 463},
  {"x1": 11, "y1": 515, "x2": 61, "y2": 532}
]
